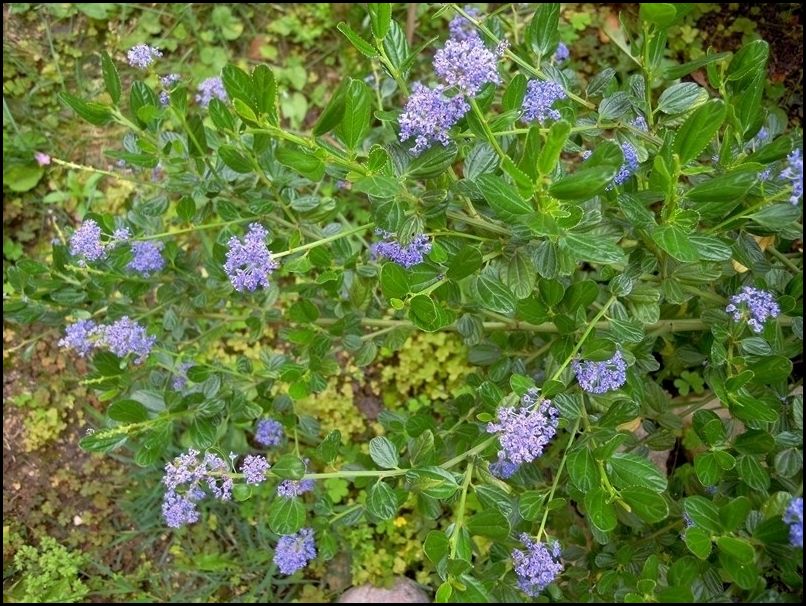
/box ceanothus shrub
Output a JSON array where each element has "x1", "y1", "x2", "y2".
[{"x1": 6, "y1": 3, "x2": 803, "y2": 602}]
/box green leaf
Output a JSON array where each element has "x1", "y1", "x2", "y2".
[
  {"x1": 657, "y1": 82, "x2": 706, "y2": 114},
  {"x1": 313, "y1": 84, "x2": 346, "y2": 136},
  {"x1": 353, "y1": 175, "x2": 401, "y2": 198},
  {"x1": 727, "y1": 40, "x2": 769, "y2": 84},
  {"x1": 276, "y1": 146, "x2": 325, "y2": 181},
  {"x1": 599, "y1": 92, "x2": 632, "y2": 120},
  {"x1": 749, "y1": 204, "x2": 802, "y2": 231},
  {"x1": 687, "y1": 235, "x2": 732, "y2": 261},
  {"x1": 218, "y1": 144, "x2": 252, "y2": 174},
  {"x1": 466, "y1": 510, "x2": 511, "y2": 540},
  {"x1": 424, "y1": 530, "x2": 450, "y2": 564},
  {"x1": 367, "y1": 481, "x2": 398, "y2": 520},
  {"x1": 337, "y1": 22, "x2": 378, "y2": 58},
  {"x1": 408, "y1": 295, "x2": 456, "y2": 332},
  {"x1": 107, "y1": 399, "x2": 148, "y2": 424},
  {"x1": 567, "y1": 448, "x2": 597, "y2": 491},
  {"x1": 518, "y1": 491, "x2": 544, "y2": 521},
  {"x1": 639, "y1": 3, "x2": 677, "y2": 27},
  {"x1": 560, "y1": 233, "x2": 626, "y2": 265},
  {"x1": 503, "y1": 251, "x2": 536, "y2": 300},
  {"x1": 338, "y1": 79, "x2": 371, "y2": 149},
  {"x1": 380, "y1": 263, "x2": 409, "y2": 299},
  {"x1": 621, "y1": 486, "x2": 669, "y2": 523},
  {"x1": 684, "y1": 496, "x2": 721, "y2": 532},
  {"x1": 407, "y1": 467, "x2": 459, "y2": 499},
  {"x1": 585, "y1": 487, "x2": 617, "y2": 532},
  {"x1": 268, "y1": 497, "x2": 305, "y2": 534},
  {"x1": 687, "y1": 170, "x2": 756, "y2": 204},
  {"x1": 405, "y1": 143, "x2": 457, "y2": 179},
  {"x1": 684, "y1": 527, "x2": 712, "y2": 559},
  {"x1": 222, "y1": 64, "x2": 255, "y2": 109},
  {"x1": 652, "y1": 225, "x2": 700, "y2": 263},
  {"x1": 608, "y1": 453, "x2": 667, "y2": 492},
  {"x1": 273, "y1": 454, "x2": 306, "y2": 479},
  {"x1": 316, "y1": 430, "x2": 341, "y2": 463},
  {"x1": 527, "y1": 3, "x2": 560, "y2": 56},
  {"x1": 720, "y1": 497, "x2": 751, "y2": 532},
  {"x1": 694, "y1": 451, "x2": 734, "y2": 485},
  {"x1": 692, "y1": 410, "x2": 726, "y2": 445},
  {"x1": 252, "y1": 64, "x2": 277, "y2": 123},
  {"x1": 538, "y1": 120, "x2": 571, "y2": 176},
  {"x1": 367, "y1": 3, "x2": 392, "y2": 39},
  {"x1": 662, "y1": 52, "x2": 730, "y2": 80},
  {"x1": 369, "y1": 436, "x2": 399, "y2": 469},
  {"x1": 100, "y1": 51, "x2": 121, "y2": 105},
  {"x1": 673, "y1": 99, "x2": 726, "y2": 165},
  {"x1": 186, "y1": 115, "x2": 208, "y2": 157},
  {"x1": 447, "y1": 246, "x2": 483, "y2": 281},
  {"x1": 58, "y1": 92, "x2": 113, "y2": 126},
  {"x1": 79, "y1": 431, "x2": 127, "y2": 453},
  {"x1": 550, "y1": 141, "x2": 623, "y2": 200},
  {"x1": 716, "y1": 537, "x2": 755, "y2": 564},
  {"x1": 477, "y1": 174, "x2": 533, "y2": 219},
  {"x1": 382, "y1": 20, "x2": 411, "y2": 75},
  {"x1": 474, "y1": 275, "x2": 517, "y2": 315}
]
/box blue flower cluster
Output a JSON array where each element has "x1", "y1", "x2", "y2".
[
  {"x1": 126, "y1": 44, "x2": 162, "y2": 69},
  {"x1": 572, "y1": 351, "x2": 628, "y2": 394},
  {"x1": 223, "y1": 223, "x2": 279, "y2": 292},
  {"x1": 512, "y1": 534, "x2": 564, "y2": 597},
  {"x1": 196, "y1": 76, "x2": 228, "y2": 108},
  {"x1": 399, "y1": 6, "x2": 505, "y2": 154},
  {"x1": 277, "y1": 478, "x2": 316, "y2": 499},
  {"x1": 613, "y1": 141, "x2": 640, "y2": 186},
  {"x1": 59, "y1": 316, "x2": 156, "y2": 364},
  {"x1": 273, "y1": 528, "x2": 317, "y2": 575},
  {"x1": 241, "y1": 455, "x2": 271, "y2": 485},
  {"x1": 781, "y1": 148, "x2": 803, "y2": 205},
  {"x1": 161, "y1": 449, "x2": 233, "y2": 528},
  {"x1": 127, "y1": 240, "x2": 166, "y2": 276},
  {"x1": 725, "y1": 286, "x2": 780, "y2": 333},
  {"x1": 255, "y1": 418, "x2": 285, "y2": 447},
  {"x1": 370, "y1": 229, "x2": 432, "y2": 268},
  {"x1": 486, "y1": 388, "x2": 559, "y2": 466},
  {"x1": 172, "y1": 361, "x2": 193, "y2": 391},
  {"x1": 521, "y1": 80, "x2": 567, "y2": 124},
  {"x1": 554, "y1": 42, "x2": 570, "y2": 63},
  {"x1": 784, "y1": 497, "x2": 803, "y2": 548},
  {"x1": 69, "y1": 219, "x2": 107, "y2": 265}
]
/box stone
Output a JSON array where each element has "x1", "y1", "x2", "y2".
[{"x1": 338, "y1": 577, "x2": 430, "y2": 603}]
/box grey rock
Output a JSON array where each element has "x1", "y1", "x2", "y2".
[{"x1": 338, "y1": 577, "x2": 430, "y2": 603}]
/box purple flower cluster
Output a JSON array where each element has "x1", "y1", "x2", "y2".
[
  {"x1": 127, "y1": 44, "x2": 162, "y2": 69},
  {"x1": 613, "y1": 142, "x2": 640, "y2": 186},
  {"x1": 161, "y1": 449, "x2": 233, "y2": 528},
  {"x1": 486, "y1": 388, "x2": 559, "y2": 466},
  {"x1": 632, "y1": 116, "x2": 649, "y2": 132},
  {"x1": 399, "y1": 83, "x2": 470, "y2": 155},
  {"x1": 370, "y1": 229, "x2": 432, "y2": 268},
  {"x1": 781, "y1": 148, "x2": 803, "y2": 205},
  {"x1": 35, "y1": 152, "x2": 51, "y2": 166},
  {"x1": 521, "y1": 80, "x2": 567, "y2": 124},
  {"x1": 572, "y1": 351, "x2": 628, "y2": 394},
  {"x1": 223, "y1": 223, "x2": 279, "y2": 292},
  {"x1": 196, "y1": 76, "x2": 228, "y2": 108},
  {"x1": 273, "y1": 528, "x2": 317, "y2": 575},
  {"x1": 433, "y1": 37, "x2": 503, "y2": 96},
  {"x1": 172, "y1": 361, "x2": 193, "y2": 391},
  {"x1": 112, "y1": 226, "x2": 131, "y2": 244},
  {"x1": 127, "y1": 240, "x2": 165, "y2": 276},
  {"x1": 100, "y1": 316, "x2": 157, "y2": 364},
  {"x1": 784, "y1": 497, "x2": 803, "y2": 548},
  {"x1": 59, "y1": 316, "x2": 155, "y2": 363},
  {"x1": 69, "y1": 219, "x2": 107, "y2": 265},
  {"x1": 448, "y1": 6, "x2": 480, "y2": 42},
  {"x1": 241, "y1": 455, "x2": 271, "y2": 485},
  {"x1": 725, "y1": 287, "x2": 780, "y2": 333},
  {"x1": 58, "y1": 319, "x2": 100, "y2": 358},
  {"x1": 255, "y1": 418, "x2": 285, "y2": 447},
  {"x1": 277, "y1": 478, "x2": 316, "y2": 499},
  {"x1": 554, "y1": 42, "x2": 570, "y2": 63},
  {"x1": 489, "y1": 457, "x2": 520, "y2": 480},
  {"x1": 161, "y1": 73, "x2": 181, "y2": 88},
  {"x1": 512, "y1": 534, "x2": 564, "y2": 597}
]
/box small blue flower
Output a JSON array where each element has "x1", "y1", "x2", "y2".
[
  {"x1": 725, "y1": 287, "x2": 780, "y2": 333},
  {"x1": 433, "y1": 36, "x2": 503, "y2": 96},
  {"x1": 370, "y1": 229, "x2": 432, "y2": 268},
  {"x1": 69, "y1": 219, "x2": 106, "y2": 265},
  {"x1": 448, "y1": 6, "x2": 481, "y2": 43},
  {"x1": 521, "y1": 80, "x2": 566, "y2": 124},
  {"x1": 487, "y1": 389, "x2": 559, "y2": 466},
  {"x1": 172, "y1": 361, "x2": 193, "y2": 391},
  {"x1": 277, "y1": 478, "x2": 316, "y2": 498},
  {"x1": 255, "y1": 418, "x2": 284, "y2": 448},
  {"x1": 161, "y1": 449, "x2": 233, "y2": 528},
  {"x1": 784, "y1": 497, "x2": 803, "y2": 548},
  {"x1": 127, "y1": 44, "x2": 162, "y2": 69},
  {"x1": 127, "y1": 240, "x2": 165, "y2": 276},
  {"x1": 223, "y1": 223, "x2": 279, "y2": 293},
  {"x1": 99, "y1": 316, "x2": 156, "y2": 364},
  {"x1": 58, "y1": 319, "x2": 101, "y2": 358},
  {"x1": 399, "y1": 83, "x2": 469, "y2": 155},
  {"x1": 554, "y1": 42, "x2": 570, "y2": 63},
  {"x1": 241, "y1": 455, "x2": 271, "y2": 485},
  {"x1": 572, "y1": 351, "x2": 628, "y2": 394},
  {"x1": 273, "y1": 528, "x2": 317, "y2": 575},
  {"x1": 512, "y1": 534, "x2": 563, "y2": 597},
  {"x1": 781, "y1": 148, "x2": 803, "y2": 205},
  {"x1": 196, "y1": 77, "x2": 228, "y2": 107},
  {"x1": 613, "y1": 142, "x2": 640, "y2": 186}
]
